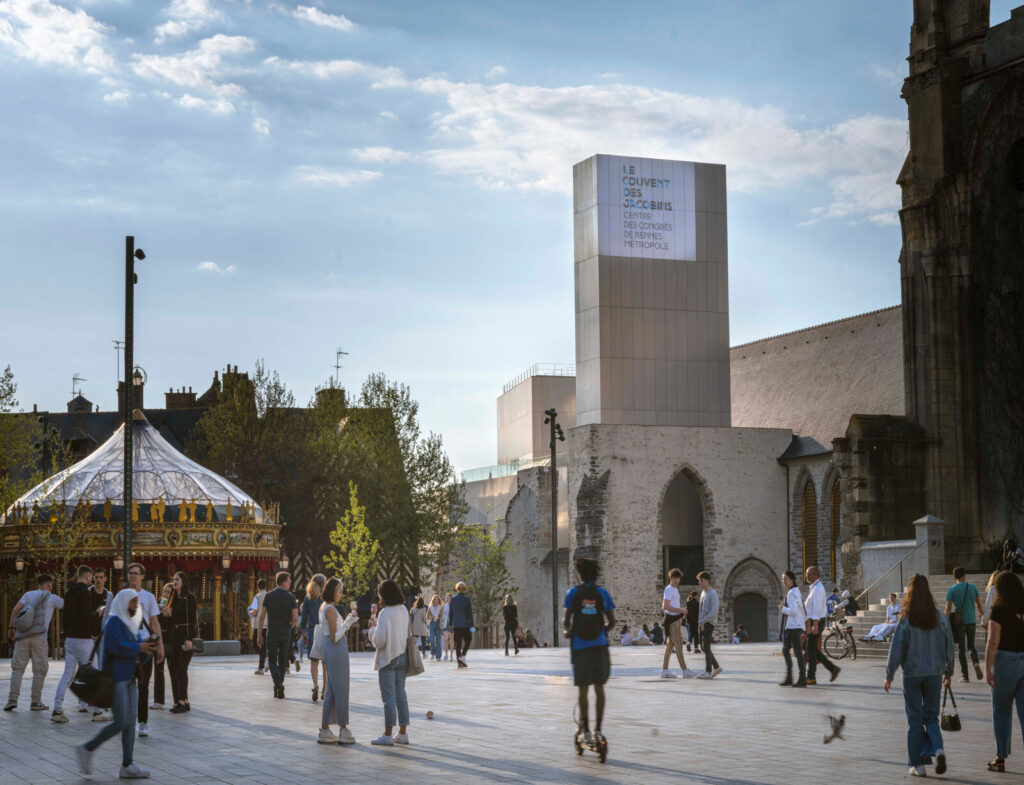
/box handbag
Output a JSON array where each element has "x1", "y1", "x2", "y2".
[
  {"x1": 941, "y1": 685, "x2": 962, "y2": 731},
  {"x1": 70, "y1": 634, "x2": 114, "y2": 709},
  {"x1": 310, "y1": 622, "x2": 325, "y2": 660},
  {"x1": 405, "y1": 632, "x2": 425, "y2": 677}
]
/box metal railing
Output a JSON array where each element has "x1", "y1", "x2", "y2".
[
  {"x1": 855, "y1": 540, "x2": 925, "y2": 607},
  {"x1": 460, "y1": 452, "x2": 567, "y2": 483},
  {"x1": 502, "y1": 363, "x2": 576, "y2": 394}
]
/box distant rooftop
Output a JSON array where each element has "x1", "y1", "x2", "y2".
[{"x1": 502, "y1": 363, "x2": 575, "y2": 394}]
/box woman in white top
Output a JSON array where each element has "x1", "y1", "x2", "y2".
[
  {"x1": 442, "y1": 593, "x2": 453, "y2": 662},
  {"x1": 620, "y1": 626, "x2": 632, "y2": 646},
  {"x1": 865, "y1": 594, "x2": 901, "y2": 641},
  {"x1": 779, "y1": 570, "x2": 808, "y2": 686},
  {"x1": 983, "y1": 570, "x2": 999, "y2": 625},
  {"x1": 369, "y1": 580, "x2": 411, "y2": 746},
  {"x1": 317, "y1": 578, "x2": 358, "y2": 745},
  {"x1": 427, "y1": 595, "x2": 444, "y2": 661},
  {"x1": 410, "y1": 597, "x2": 429, "y2": 655}
]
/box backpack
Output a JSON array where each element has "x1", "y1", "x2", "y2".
[
  {"x1": 13, "y1": 591, "x2": 50, "y2": 639},
  {"x1": 571, "y1": 583, "x2": 606, "y2": 641}
]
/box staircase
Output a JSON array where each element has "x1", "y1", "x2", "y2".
[{"x1": 843, "y1": 573, "x2": 990, "y2": 662}]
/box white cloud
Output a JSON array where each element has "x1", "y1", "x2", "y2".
[
  {"x1": 600, "y1": 72, "x2": 622, "y2": 80},
  {"x1": 0, "y1": 0, "x2": 114, "y2": 73},
  {"x1": 155, "y1": 0, "x2": 219, "y2": 43},
  {"x1": 291, "y1": 166, "x2": 382, "y2": 188},
  {"x1": 252, "y1": 115, "x2": 269, "y2": 135},
  {"x1": 132, "y1": 34, "x2": 255, "y2": 110},
  {"x1": 102, "y1": 90, "x2": 131, "y2": 103},
  {"x1": 351, "y1": 146, "x2": 410, "y2": 164},
  {"x1": 264, "y1": 56, "x2": 405, "y2": 88},
  {"x1": 485, "y1": 65, "x2": 505, "y2": 79},
  {"x1": 292, "y1": 5, "x2": 354, "y2": 32},
  {"x1": 379, "y1": 110, "x2": 397, "y2": 120},
  {"x1": 197, "y1": 261, "x2": 237, "y2": 274},
  {"x1": 177, "y1": 92, "x2": 234, "y2": 114},
  {"x1": 871, "y1": 63, "x2": 905, "y2": 89}
]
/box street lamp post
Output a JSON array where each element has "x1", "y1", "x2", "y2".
[
  {"x1": 123, "y1": 236, "x2": 145, "y2": 583},
  {"x1": 543, "y1": 408, "x2": 565, "y2": 647}
]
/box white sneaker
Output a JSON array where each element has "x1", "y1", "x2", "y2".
[
  {"x1": 370, "y1": 734, "x2": 395, "y2": 746},
  {"x1": 393, "y1": 733, "x2": 409, "y2": 745},
  {"x1": 119, "y1": 763, "x2": 151, "y2": 779},
  {"x1": 696, "y1": 671, "x2": 712, "y2": 679},
  {"x1": 76, "y1": 743, "x2": 93, "y2": 775},
  {"x1": 660, "y1": 669, "x2": 678, "y2": 679},
  {"x1": 51, "y1": 710, "x2": 69, "y2": 723},
  {"x1": 138, "y1": 722, "x2": 148, "y2": 737},
  {"x1": 254, "y1": 668, "x2": 264, "y2": 675},
  {"x1": 317, "y1": 728, "x2": 338, "y2": 744},
  {"x1": 682, "y1": 669, "x2": 700, "y2": 678},
  {"x1": 710, "y1": 666, "x2": 723, "y2": 678},
  {"x1": 909, "y1": 765, "x2": 926, "y2": 777},
  {"x1": 149, "y1": 702, "x2": 164, "y2": 710},
  {"x1": 93, "y1": 710, "x2": 113, "y2": 722},
  {"x1": 337, "y1": 728, "x2": 355, "y2": 745}
]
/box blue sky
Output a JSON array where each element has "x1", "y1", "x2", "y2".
[{"x1": 1, "y1": 0, "x2": 1018, "y2": 472}]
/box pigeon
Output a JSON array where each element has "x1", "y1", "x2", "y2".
[{"x1": 824, "y1": 714, "x2": 846, "y2": 744}]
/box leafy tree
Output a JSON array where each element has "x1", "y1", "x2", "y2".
[
  {"x1": 323, "y1": 481, "x2": 380, "y2": 600},
  {"x1": 449, "y1": 527, "x2": 516, "y2": 627},
  {"x1": 0, "y1": 365, "x2": 43, "y2": 514}
]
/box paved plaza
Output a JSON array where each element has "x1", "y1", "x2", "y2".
[{"x1": 0, "y1": 644, "x2": 1017, "y2": 784}]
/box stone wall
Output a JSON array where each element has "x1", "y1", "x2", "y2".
[{"x1": 567, "y1": 423, "x2": 791, "y2": 639}]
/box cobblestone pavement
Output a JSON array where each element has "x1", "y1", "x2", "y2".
[{"x1": 0, "y1": 643, "x2": 1016, "y2": 784}]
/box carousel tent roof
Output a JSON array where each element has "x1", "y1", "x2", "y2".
[{"x1": 6, "y1": 411, "x2": 261, "y2": 513}]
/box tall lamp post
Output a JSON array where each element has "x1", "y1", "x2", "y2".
[
  {"x1": 543, "y1": 408, "x2": 565, "y2": 647},
  {"x1": 123, "y1": 236, "x2": 145, "y2": 582}
]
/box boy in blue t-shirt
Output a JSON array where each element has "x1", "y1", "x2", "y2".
[{"x1": 563, "y1": 557, "x2": 616, "y2": 744}]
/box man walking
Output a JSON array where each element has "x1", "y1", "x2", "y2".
[
  {"x1": 944, "y1": 566, "x2": 985, "y2": 682},
  {"x1": 88, "y1": 568, "x2": 113, "y2": 722},
  {"x1": 249, "y1": 579, "x2": 268, "y2": 674},
  {"x1": 779, "y1": 570, "x2": 807, "y2": 688},
  {"x1": 52, "y1": 565, "x2": 96, "y2": 722},
  {"x1": 695, "y1": 571, "x2": 722, "y2": 679},
  {"x1": 257, "y1": 572, "x2": 298, "y2": 698},
  {"x1": 449, "y1": 582, "x2": 474, "y2": 668},
  {"x1": 660, "y1": 568, "x2": 693, "y2": 678},
  {"x1": 804, "y1": 566, "x2": 840, "y2": 685},
  {"x1": 5, "y1": 573, "x2": 64, "y2": 712},
  {"x1": 126, "y1": 563, "x2": 164, "y2": 737}
]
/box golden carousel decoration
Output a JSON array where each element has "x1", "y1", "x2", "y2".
[{"x1": 1, "y1": 411, "x2": 284, "y2": 645}]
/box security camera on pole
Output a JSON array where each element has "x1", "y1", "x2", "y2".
[
  {"x1": 544, "y1": 408, "x2": 565, "y2": 647},
  {"x1": 123, "y1": 236, "x2": 145, "y2": 582}
]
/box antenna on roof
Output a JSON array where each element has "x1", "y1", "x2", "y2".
[
  {"x1": 71, "y1": 374, "x2": 87, "y2": 398},
  {"x1": 332, "y1": 347, "x2": 349, "y2": 389},
  {"x1": 113, "y1": 340, "x2": 125, "y2": 383}
]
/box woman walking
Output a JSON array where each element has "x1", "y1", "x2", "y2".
[
  {"x1": 442, "y1": 593, "x2": 453, "y2": 662},
  {"x1": 301, "y1": 574, "x2": 326, "y2": 702},
  {"x1": 985, "y1": 571, "x2": 1024, "y2": 772},
  {"x1": 883, "y1": 573, "x2": 954, "y2": 777},
  {"x1": 75, "y1": 589, "x2": 157, "y2": 779},
  {"x1": 410, "y1": 597, "x2": 429, "y2": 655},
  {"x1": 503, "y1": 595, "x2": 520, "y2": 656},
  {"x1": 369, "y1": 580, "x2": 411, "y2": 746},
  {"x1": 427, "y1": 595, "x2": 444, "y2": 661},
  {"x1": 167, "y1": 571, "x2": 198, "y2": 713},
  {"x1": 317, "y1": 578, "x2": 359, "y2": 745}
]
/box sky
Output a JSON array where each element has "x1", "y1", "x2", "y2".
[{"x1": 1, "y1": 0, "x2": 1019, "y2": 473}]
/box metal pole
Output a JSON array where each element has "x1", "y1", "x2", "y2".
[
  {"x1": 123, "y1": 236, "x2": 134, "y2": 582},
  {"x1": 550, "y1": 411, "x2": 558, "y2": 648}
]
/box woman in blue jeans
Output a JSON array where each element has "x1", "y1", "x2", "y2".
[
  {"x1": 985, "y1": 570, "x2": 1024, "y2": 772},
  {"x1": 884, "y1": 573, "x2": 954, "y2": 778},
  {"x1": 75, "y1": 589, "x2": 157, "y2": 780},
  {"x1": 427, "y1": 595, "x2": 444, "y2": 661},
  {"x1": 369, "y1": 580, "x2": 411, "y2": 746}
]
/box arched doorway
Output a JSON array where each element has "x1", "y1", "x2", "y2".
[
  {"x1": 734, "y1": 593, "x2": 768, "y2": 642},
  {"x1": 661, "y1": 471, "x2": 704, "y2": 585}
]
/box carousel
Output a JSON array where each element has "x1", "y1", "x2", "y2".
[{"x1": 0, "y1": 410, "x2": 284, "y2": 652}]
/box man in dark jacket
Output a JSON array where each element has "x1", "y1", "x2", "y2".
[
  {"x1": 52, "y1": 565, "x2": 96, "y2": 722},
  {"x1": 449, "y1": 582, "x2": 474, "y2": 668}
]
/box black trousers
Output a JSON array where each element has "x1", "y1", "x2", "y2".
[
  {"x1": 454, "y1": 628, "x2": 472, "y2": 659},
  {"x1": 253, "y1": 631, "x2": 267, "y2": 669},
  {"x1": 955, "y1": 623, "x2": 979, "y2": 676},
  {"x1": 153, "y1": 655, "x2": 167, "y2": 705},
  {"x1": 701, "y1": 624, "x2": 720, "y2": 672},
  {"x1": 806, "y1": 620, "x2": 837, "y2": 679},
  {"x1": 168, "y1": 645, "x2": 194, "y2": 703},
  {"x1": 504, "y1": 625, "x2": 519, "y2": 653},
  {"x1": 266, "y1": 633, "x2": 290, "y2": 688},
  {"x1": 688, "y1": 622, "x2": 699, "y2": 649},
  {"x1": 782, "y1": 628, "x2": 805, "y2": 682},
  {"x1": 136, "y1": 656, "x2": 153, "y2": 723}
]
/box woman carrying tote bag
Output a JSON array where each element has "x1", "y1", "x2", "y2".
[
  {"x1": 316, "y1": 578, "x2": 359, "y2": 745},
  {"x1": 369, "y1": 580, "x2": 412, "y2": 747},
  {"x1": 883, "y1": 574, "x2": 954, "y2": 777}
]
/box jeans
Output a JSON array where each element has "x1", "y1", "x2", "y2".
[
  {"x1": 955, "y1": 623, "x2": 979, "y2": 676},
  {"x1": 86, "y1": 678, "x2": 137, "y2": 767},
  {"x1": 806, "y1": 620, "x2": 836, "y2": 680},
  {"x1": 782, "y1": 628, "x2": 806, "y2": 682},
  {"x1": 454, "y1": 628, "x2": 472, "y2": 660},
  {"x1": 253, "y1": 630, "x2": 267, "y2": 669},
  {"x1": 903, "y1": 674, "x2": 944, "y2": 766},
  {"x1": 701, "y1": 624, "x2": 719, "y2": 672},
  {"x1": 267, "y1": 632, "x2": 290, "y2": 688},
  {"x1": 378, "y1": 652, "x2": 409, "y2": 728},
  {"x1": 992, "y1": 650, "x2": 1024, "y2": 757},
  {"x1": 429, "y1": 621, "x2": 442, "y2": 659},
  {"x1": 54, "y1": 637, "x2": 94, "y2": 711}
]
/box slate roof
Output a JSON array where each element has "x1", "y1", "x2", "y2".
[{"x1": 730, "y1": 305, "x2": 905, "y2": 447}]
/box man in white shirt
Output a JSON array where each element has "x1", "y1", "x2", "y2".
[
  {"x1": 660, "y1": 568, "x2": 694, "y2": 678},
  {"x1": 778, "y1": 570, "x2": 807, "y2": 687},
  {"x1": 5, "y1": 573, "x2": 64, "y2": 711},
  {"x1": 249, "y1": 579, "x2": 268, "y2": 674},
  {"x1": 803, "y1": 566, "x2": 840, "y2": 685},
  {"x1": 126, "y1": 563, "x2": 164, "y2": 737}
]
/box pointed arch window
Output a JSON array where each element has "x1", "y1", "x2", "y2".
[{"x1": 801, "y1": 480, "x2": 818, "y2": 575}]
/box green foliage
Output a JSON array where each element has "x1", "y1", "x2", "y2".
[
  {"x1": 0, "y1": 365, "x2": 44, "y2": 514},
  {"x1": 449, "y1": 527, "x2": 516, "y2": 626},
  {"x1": 323, "y1": 482, "x2": 380, "y2": 600}
]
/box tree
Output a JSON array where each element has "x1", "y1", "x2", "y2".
[
  {"x1": 449, "y1": 527, "x2": 517, "y2": 627},
  {"x1": 0, "y1": 365, "x2": 44, "y2": 514},
  {"x1": 323, "y1": 482, "x2": 379, "y2": 601}
]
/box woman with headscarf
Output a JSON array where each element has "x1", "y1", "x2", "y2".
[
  {"x1": 75, "y1": 589, "x2": 157, "y2": 779},
  {"x1": 301, "y1": 574, "x2": 326, "y2": 702},
  {"x1": 167, "y1": 571, "x2": 198, "y2": 713}
]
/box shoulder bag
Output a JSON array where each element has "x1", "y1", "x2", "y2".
[
  {"x1": 70, "y1": 634, "x2": 114, "y2": 709},
  {"x1": 405, "y1": 630, "x2": 425, "y2": 677},
  {"x1": 310, "y1": 606, "x2": 327, "y2": 660},
  {"x1": 950, "y1": 583, "x2": 968, "y2": 634},
  {"x1": 941, "y1": 685, "x2": 962, "y2": 731}
]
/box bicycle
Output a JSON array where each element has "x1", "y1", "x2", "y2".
[{"x1": 822, "y1": 613, "x2": 857, "y2": 660}]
